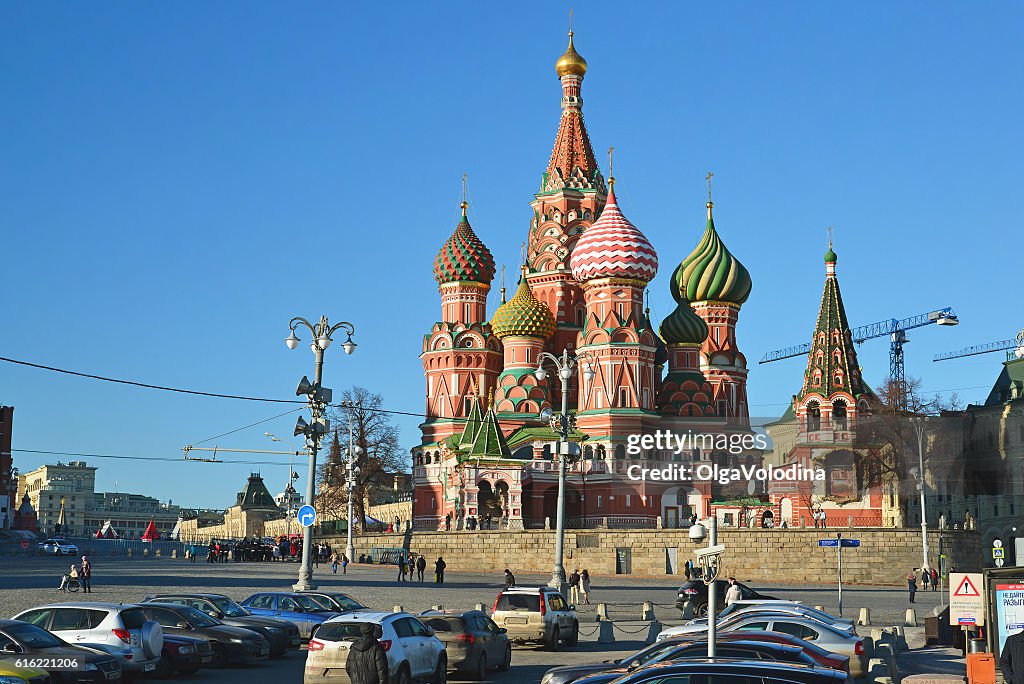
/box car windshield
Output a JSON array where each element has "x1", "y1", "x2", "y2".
[
  {"x1": 322, "y1": 594, "x2": 365, "y2": 611},
  {"x1": 180, "y1": 607, "x2": 220, "y2": 628},
  {"x1": 624, "y1": 639, "x2": 687, "y2": 667},
  {"x1": 294, "y1": 595, "x2": 332, "y2": 611},
  {"x1": 422, "y1": 617, "x2": 465, "y2": 633},
  {"x1": 211, "y1": 598, "x2": 250, "y2": 618},
  {"x1": 4, "y1": 624, "x2": 64, "y2": 649},
  {"x1": 496, "y1": 594, "x2": 539, "y2": 612}
]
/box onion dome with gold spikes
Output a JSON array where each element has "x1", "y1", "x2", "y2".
[
  {"x1": 490, "y1": 268, "x2": 556, "y2": 340},
  {"x1": 673, "y1": 202, "x2": 751, "y2": 305},
  {"x1": 433, "y1": 202, "x2": 496, "y2": 285},
  {"x1": 555, "y1": 31, "x2": 587, "y2": 77},
  {"x1": 660, "y1": 299, "x2": 710, "y2": 346}
]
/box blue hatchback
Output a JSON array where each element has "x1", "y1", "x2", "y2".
[{"x1": 239, "y1": 592, "x2": 338, "y2": 639}]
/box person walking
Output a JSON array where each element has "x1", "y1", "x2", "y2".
[
  {"x1": 921, "y1": 567, "x2": 930, "y2": 591},
  {"x1": 581, "y1": 570, "x2": 591, "y2": 605},
  {"x1": 416, "y1": 554, "x2": 426, "y2": 582},
  {"x1": 568, "y1": 568, "x2": 581, "y2": 606},
  {"x1": 1001, "y1": 628, "x2": 1024, "y2": 684},
  {"x1": 820, "y1": 510, "x2": 828, "y2": 529},
  {"x1": 931, "y1": 567, "x2": 939, "y2": 591},
  {"x1": 504, "y1": 568, "x2": 515, "y2": 588},
  {"x1": 907, "y1": 572, "x2": 918, "y2": 604},
  {"x1": 434, "y1": 557, "x2": 446, "y2": 584},
  {"x1": 345, "y1": 623, "x2": 388, "y2": 684},
  {"x1": 342, "y1": 554, "x2": 349, "y2": 574},
  {"x1": 331, "y1": 552, "x2": 339, "y2": 574},
  {"x1": 80, "y1": 556, "x2": 92, "y2": 593},
  {"x1": 397, "y1": 553, "x2": 408, "y2": 581},
  {"x1": 445, "y1": 513, "x2": 451, "y2": 532},
  {"x1": 725, "y1": 577, "x2": 742, "y2": 607}
]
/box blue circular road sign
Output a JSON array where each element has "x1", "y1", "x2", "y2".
[{"x1": 298, "y1": 504, "x2": 317, "y2": 527}]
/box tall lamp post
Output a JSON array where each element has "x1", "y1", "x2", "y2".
[
  {"x1": 343, "y1": 403, "x2": 364, "y2": 566},
  {"x1": 534, "y1": 349, "x2": 595, "y2": 597},
  {"x1": 285, "y1": 315, "x2": 357, "y2": 591},
  {"x1": 911, "y1": 418, "x2": 930, "y2": 572},
  {"x1": 689, "y1": 516, "x2": 725, "y2": 658}
]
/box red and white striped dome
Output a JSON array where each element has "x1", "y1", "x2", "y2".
[{"x1": 570, "y1": 187, "x2": 658, "y2": 283}]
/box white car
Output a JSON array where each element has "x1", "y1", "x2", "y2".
[
  {"x1": 703, "y1": 601, "x2": 856, "y2": 634},
  {"x1": 304, "y1": 611, "x2": 446, "y2": 684},
  {"x1": 37, "y1": 539, "x2": 79, "y2": 556}
]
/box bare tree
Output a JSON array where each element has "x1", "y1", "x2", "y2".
[{"x1": 317, "y1": 387, "x2": 406, "y2": 532}]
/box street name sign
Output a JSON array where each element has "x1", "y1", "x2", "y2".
[
  {"x1": 818, "y1": 539, "x2": 860, "y2": 548},
  {"x1": 950, "y1": 572, "x2": 985, "y2": 626},
  {"x1": 818, "y1": 539, "x2": 839, "y2": 547},
  {"x1": 298, "y1": 504, "x2": 317, "y2": 528}
]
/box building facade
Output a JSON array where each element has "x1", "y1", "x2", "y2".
[
  {"x1": 1, "y1": 406, "x2": 13, "y2": 529},
  {"x1": 412, "y1": 33, "x2": 758, "y2": 531},
  {"x1": 178, "y1": 472, "x2": 287, "y2": 542}
]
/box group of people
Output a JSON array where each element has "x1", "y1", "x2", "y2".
[
  {"x1": 811, "y1": 509, "x2": 829, "y2": 529},
  {"x1": 906, "y1": 566, "x2": 941, "y2": 602},
  {"x1": 443, "y1": 512, "x2": 503, "y2": 531},
  {"x1": 57, "y1": 555, "x2": 93, "y2": 593},
  {"x1": 392, "y1": 553, "x2": 446, "y2": 583},
  {"x1": 567, "y1": 568, "x2": 592, "y2": 605}
]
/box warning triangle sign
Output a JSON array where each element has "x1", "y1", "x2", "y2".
[{"x1": 954, "y1": 575, "x2": 981, "y2": 597}]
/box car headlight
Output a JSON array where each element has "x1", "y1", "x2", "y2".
[
  {"x1": 0, "y1": 677, "x2": 28, "y2": 684},
  {"x1": 178, "y1": 645, "x2": 195, "y2": 654},
  {"x1": 83, "y1": 663, "x2": 99, "y2": 671},
  {"x1": 266, "y1": 627, "x2": 282, "y2": 634},
  {"x1": 229, "y1": 638, "x2": 245, "y2": 643}
]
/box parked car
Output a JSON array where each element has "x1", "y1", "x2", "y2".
[
  {"x1": 0, "y1": 618, "x2": 122, "y2": 684},
  {"x1": 304, "y1": 611, "x2": 446, "y2": 684},
  {"x1": 141, "y1": 593, "x2": 300, "y2": 655},
  {"x1": 418, "y1": 609, "x2": 511, "y2": 680},
  {"x1": 0, "y1": 661, "x2": 51, "y2": 684},
  {"x1": 154, "y1": 633, "x2": 213, "y2": 678},
  {"x1": 674, "y1": 579, "x2": 778, "y2": 617},
  {"x1": 490, "y1": 587, "x2": 578, "y2": 647},
  {"x1": 137, "y1": 604, "x2": 270, "y2": 666},
  {"x1": 715, "y1": 601, "x2": 856, "y2": 634},
  {"x1": 239, "y1": 593, "x2": 338, "y2": 640},
  {"x1": 571, "y1": 659, "x2": 847, "y2": 684},
  {"x1": 658, "y1": 613, "x2": 865, "y2": 678},
  {"x1": 36, "y1": 540, "x2": 79, "y2": 557},
  {"x1": 12, "y1": 604, "x2": 162, "y2": 675},
  {"x1": 297, "y1": 592, "x2": 368, "y2": 614},
  {"x1": 688, "y1": 630, "x2": 849, "y2": 673}
]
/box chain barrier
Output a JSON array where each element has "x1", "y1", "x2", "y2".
[{"x1": 577, "y1": 625, "x2": 601, "y2": 637}]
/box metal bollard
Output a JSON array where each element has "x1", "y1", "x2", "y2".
[
  {"x1": 645, "y1": 621, "x2": 661, "y2": 644},
  {"x1": 892, "y1": 625, "x2": 909, "y2": 651},
  {"x1": 143, "y1": 548, "x2": 149, "y2": 558},
  {"x1": 641, "y1": 601, "x2": 655, "y2": 621},
  {"x1": 597, "y1": 620, "x2": 615, "y2": 644},
  {"x1": 860, "y1": 635, "x2": 875, "y2": 660},
  {"x1": 393, "y1": 605, "x2": 403, "y2": 613},
  {"x1": 127, "y1": 548, "x2": 133, "y2": 557},
  {"x1": 903, "y1": 608, "x2": 917, "y2": 627},
  {"x1": 155, "y1": 549, "x2": 161, "y2": 558},
  {"x1": 814, "y1": 605, "x2": 824, "y2": 612},
  {"x1": 596, "y1": 603, "x2": 609, "y2": 622},
  {"x1": 858, "y1": 607, "x2": 870, "y2": 626},
  {"x1": 171, "y1": 550, "x2": 177, "y2": 559},
  {"x1": 474, "y1": 603, "x2": 485, "y2": 612},
  {"x1": 431, "y1": 605, "x2": 443, "y2": 611}
]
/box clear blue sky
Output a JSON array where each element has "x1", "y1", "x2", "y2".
[{"x1": 2, "y1": 3, "x2": 1020, "y2": 510}]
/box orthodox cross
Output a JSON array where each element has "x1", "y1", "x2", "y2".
[
  {"x1": 608, "y1": 146, "x2": 614, "y2": 179},
  {"x1": 569, "y1": 7, "x2": 573, "y2": 33},
  {"x1": 827, "y1": 226, "x2": 834, "y2": 249},
  {"x1": 706, "y1": 171, "x2": 714, "y2": 202}
]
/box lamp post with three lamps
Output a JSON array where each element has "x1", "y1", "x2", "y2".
[
  {"x1": 339, "y1": 402, "x2": 364, "y2": 567},
  {"x1": 910, "y1": 417, "x2": 930, "y2": 573},
  {"x1": 534, "y1": 349, "x2": 595, "y2": 597},
  {"x1": 689, "y1": 516, "x2": 725, "y2": 657},
  {"x1": 284, "y1": 315, "x2": 356, "y2": 591}
]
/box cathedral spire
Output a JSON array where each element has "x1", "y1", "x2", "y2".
[{"x1": 544, "y1": 29, "x2": 600, "y2": 192}]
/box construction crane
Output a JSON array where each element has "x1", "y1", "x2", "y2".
[
  {"x1": 759, "y1": 307, "x2": 960, "y2": 410},
  {"x1": 933, "y1": 330, "x2": 1024, "y2": 362}
]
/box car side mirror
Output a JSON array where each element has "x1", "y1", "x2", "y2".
[
  {"x1": 569, "y1": 605, "x2": 576, "y2": 611},
  {"x1": 498, "y1": 628, "x2": 507, "y2": 635},
  {"x1": 2, "y1": 644, "x2": 23, "y2": 654},
  {"x1": 177, "y1": 622, "x2": 190, "y2": 629},
  {"x1": 424, "y1": 626, "x2": 435, "y2": 636}
]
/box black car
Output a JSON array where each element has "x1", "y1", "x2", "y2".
[
  {"x1": 675, "y1": 579, "x2": 778, "y2": 617},
  {"x1": 138, "y1": 604, "x2": 270, "y2": 666},
  {"x1": 0, "y1": 619, "x2": 121, "y2": 684},
  {"x1": 154, "y1": 633, "x2": 213, "y2": 678},
  {"x1": 142, "y1": 594, "x2": 299, "y2": 656},
  {"x1": 543, "y1": 640, "x2": 816, "y2": 684},
  {"x1": 572, "y1": 659, "x2": 846, "y2": 684}
]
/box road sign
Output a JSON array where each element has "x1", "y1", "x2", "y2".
[
  {"x1": 994, "y1": 548, "x2": 1006, "y2": 559},
  {"x1": 818, "y1": 539, "x2": 839, "y2": 547},
  {"x1": 19, "y1": 540, "x2": 29, "y2": 549},
  {"x1": 950, "y1": 572, "x2": 985, "y2": 626},
  {"x1": 297, "y1": 505, "x2": 317, "y2": 528},
  {"x1": 997, "y1": 559, "x2": 1006, "y2": 567},
  {"x1": 994, "y1": 540, "x2": 1004, "y2": 548},
  {"x1": 840, "y1": 539, "x2": 861, "y2": 548}
]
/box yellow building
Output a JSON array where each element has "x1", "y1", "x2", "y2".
[{"x1": 17, "y1": 461, "x2": 96, "y2": 536}]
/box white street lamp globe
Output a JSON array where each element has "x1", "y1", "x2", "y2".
[
  {"x1": 688, "y1": 523, "x2": 707, "y2": 541},
  {"x1": 342, "y1": 337, "x2": 357, "y2": 355},
  {"x1": 317, "y1": 335, "x2": 332, "y2": 350},
  {"x1": 559, "y1": 367, "x2": 573, "y2": 380},
  {"x1": 583, "y1": 366, "x2": 596, "y2": 382},
  {"x1": 539, "y1": 407, "x2": 554, "y2": 423},
  {"x1": 285, "y1": 331, "x2": 300, "y2": 349},
  {"x1": 534, "y1": 368, "x2": 547, "y2": 381}
]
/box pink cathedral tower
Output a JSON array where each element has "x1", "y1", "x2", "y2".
[{"x1": 420, "y1": 201, "x2": 503, "y2": 445}]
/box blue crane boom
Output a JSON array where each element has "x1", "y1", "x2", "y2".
[{"x1": 934, "y1": 332, "x2": 1022, "y2": 362}]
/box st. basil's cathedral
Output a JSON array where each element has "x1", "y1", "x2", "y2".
[{"x1": 411, "y1": 32, "x2": 884, "y2": 530}]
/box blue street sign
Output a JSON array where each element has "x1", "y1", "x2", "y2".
[
  {"x1": 298, "y1": 505, "x2": 317, "y2": 528},
  {"x1": 841, "y1": 539, "x2": 861, "y2": 548},
  {"x1": 818, "y1": 539, "x2": 839, "y2": 547}
]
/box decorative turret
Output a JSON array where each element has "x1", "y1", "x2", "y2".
[
  {"x1": 491, "y1": 270, "x2": 557, "y2": 340},
  {"x1": 555, "y1": 31, "x2": 588, "y2": 77},
  {"x1": 492, "y1": 269, "x2": 555, "y2": 417},
  {"x1": 569, "y1": 185, "x2": 658, "y2": 283},
  {"x1": 674, "y1": 202, "x2": 752, "y2": 305},
  {"x1": 658, "y1": 289, "x2": 714, "y2": 417},
  {"x1": 434, "y1": 202, "x2": 496, "y2": 286},
  {"x1": 660, "y1": 299, "x2": 710, "y2": 346}
]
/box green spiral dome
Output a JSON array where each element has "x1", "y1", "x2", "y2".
[
  {"x1": 660, "y1": 299, "x2": 709, "y2": 345},
  {"x1": 673, "y1": 203, "x2": 752, "y2": 305},
  {"x1": 491, "y1": 276, "x2": 556, "y2": 340}
]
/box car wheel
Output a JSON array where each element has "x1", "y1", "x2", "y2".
[
  {"x1": 497, "y1": 645, "x2": 511, "y2": 672},
  {"x1": 176, "y1": 665, "x2": 201, "y2": 676},
  {"x1": 472, "y1": 654, "x2": 486, "y2": 681},
  {"x1": 565, "y1": 622, "x2": 579, "y2": 647},
  {"x1": 153, "y1": 655, "x2": 174, "y2": 679},
  {"x1": 547, "y1": 627, "x2": 560, "y2": 650},
  {"x1": 394, "y1": 663, "x2": 411, "y2": 684},
  {"x1": 432, "y1": 654, "x2": 447, "y2": 684},
  {"x1": 695, "y1": 603, "x2": 709, "y2": 618}
]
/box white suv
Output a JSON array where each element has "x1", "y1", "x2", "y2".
[
  {"x1": 37, "y1": 539, "x2": 79, "y2": 556},
  {"x1": 490, "y1": 587, "x2": 578, "y2": 647},
  {"x1": 13, "y1": 603, "x2": 163, "y2": 674},
  {"x1": 304, "y1": 611, "x2": 445, "y2": 684}
]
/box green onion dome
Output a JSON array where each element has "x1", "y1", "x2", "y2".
[
  {"x1": 825, "y1": 243, "x2": 838, "y2": 263},
  {"x1": 491, "y1": 271, "x2": 556, "y2": 340},
  {"x1": 673, "y1": 202, "x2": 751, "y2": 305},
  {"x1": 433, "y1": 202, "x2": 496, "y2": 285},
  {"x1": 660, "y1": 299, "x2": 709, "y2": 346},
  {"x1": 643, "y1": 307, "x2": 669, "y2": 365}
]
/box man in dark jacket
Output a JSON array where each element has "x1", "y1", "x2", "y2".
[
  {"x1": 1002, "y1": 630, "x2": 1024, "y2": 684},
  {"x1": 416, "y1": 555, "x2": 427, "y2": 582},
  {"x1": 346, "y1": 623, "x2": 388, "y2": 684},
  {"x1": 435, "y1": 557, "x2": 446, "y2": 584}
]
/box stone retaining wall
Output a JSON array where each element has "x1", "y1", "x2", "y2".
[{"x1": 326, "y1": 528, "x2": 981, "y2": 585}]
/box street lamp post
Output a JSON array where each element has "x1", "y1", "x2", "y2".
[
  {"x1": 344, "y1": 405, "x2": 363, "y2": 566},
  {"x1": 534, "y1": 349, "x2": 595, "y2": 598},
  {"x1": 285, "y1": 315, "x2": 356, "y2": 592},
  {"x1": 913, "y1": 418, "x2": 930, "y2": 572},
  {"x1": 689, "y1": 516, "x2": 724, "y2": 658}
]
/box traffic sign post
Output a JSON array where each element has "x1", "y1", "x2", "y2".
[
  {"x1": 298, "y1": 504, "x2": 317, "y2": 528},
  {"x1": 949, "y1": 572, "x2": 985, "y2": 627},
  {"x1": 819, "y1": 533, "x2": 860, "y2": 618}
]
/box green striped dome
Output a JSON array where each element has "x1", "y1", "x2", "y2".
[
  {"x1": 673, "y1": 203, "x2": 751, "y2": 305},
  {"x1": 491, "y1": 276, "x2": 556, "y2": 340},
  {"x1": 660, "y1": 300, "x2": 709, "y2": 345}
]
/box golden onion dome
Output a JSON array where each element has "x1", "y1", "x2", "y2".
[{"x1": 555, "y1": 31, "x2": 588, "y2": 77}]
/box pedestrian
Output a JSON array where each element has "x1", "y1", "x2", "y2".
[
  {"x1": 1001, "y1": 628, "x2": 1024, "y2": 684},
  {"x1": 434, "y1": 557, "x2": 446, "y2": 584},
  {"x1": 504, "y1": 568, "x2": 515, "y2": 588},
  {"x1": 581, "y1": 569, "x2": 591, "y2": 604},
  {"x1": 416, "y1": 554, "x2": 426, "y2": 582},
  {"x1": 59, "y1": 563, "x2": 78, "y2": 592},
  {"x1": 290, "y1": 540, "x2": 298, "y2": 559},
  {"x1": 445, "y1": 513, "x2": 451, "y2": 532},
  {"x1": 921, "y1": 568, "x2": 930, "y2": 591},
  {"x1": 568, "y1": 568, "x2": 581, "y2": 605},
  {"x1": 345, "y1": 623, "x2": 388, "y2": 684},
  {"x1": 931, "y1": 567, "x2": 939, "y2": 591},
  {"x1": 684, "y1": 559, "x2": 692, "y2": 580},
  {"x1": 725, "y1": 577, "x2": 741, "y2": 607},
  {"x1": 79, "y1": 556, "x2": 92, "y2": 593},
  {"x1": 820, "y1": 509, "x2": 827, "y2": 529},
  {"x1": 342, "y1": 554, "x2": 349, "y2": 574},
  {"x1": 812, "y1": 510, "x2": 819, "y2": 529},
  {"x1": 907, "y1": 572, "x2": 917, "y2": 604},
  {"x1": 331, "y1": 552, "x2": 339, "y2": 574},
  {"x1": 397, "y1": 553, "x2": 408, "y2": 581}
]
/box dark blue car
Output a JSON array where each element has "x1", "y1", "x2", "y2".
[{"x1": 239, "y1": 592, "x2": 338, "y2": 639}]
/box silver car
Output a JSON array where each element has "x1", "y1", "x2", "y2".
[
  {"x1": 37, "y1": 539, "x2": 79, "y2": 556},
  {"x1": 13, "y1": 603, "x2": 163, "y2": 674}
]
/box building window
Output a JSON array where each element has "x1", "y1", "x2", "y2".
[
  {"x1": 625, "y1": 495, "x2": 631, "y2": 508},
  {"x1": 619, "y1": 388, "x2": 629, "y2": 407},
  {"x1": 464, "y1": 303, "x2": 471, "y2": 322},
  {"x1": 526, "y1": 349, "x2": 531, "y2": 364},
  {"x1": 597, "y1": 495, "x2": 602, "y2": 509},
  {"x1": 995, "y1": 505, "x2": 999, "y2": 517},
  {"x1": 576, "y1": 309, "x2": 584, "y2": 327}
]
